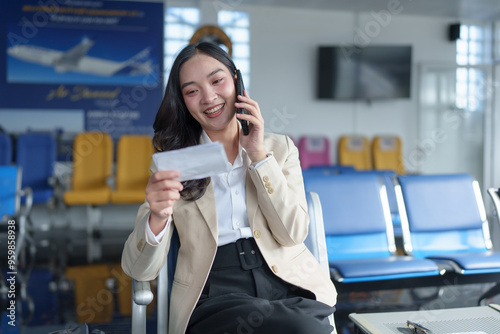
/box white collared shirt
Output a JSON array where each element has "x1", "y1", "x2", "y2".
[
  {"x1": 204, "y1": 131, "x2": 252, "y2": 245},
  {"x1": 146, "y1": 131, "x2": 271, "y2": 246}
]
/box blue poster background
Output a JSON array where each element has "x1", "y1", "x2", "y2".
[{"x1": 0, "y1": 0, "x2": 164, "y2": 138}]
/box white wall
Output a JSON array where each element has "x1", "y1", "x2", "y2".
[{"x1": 244, "y1": 5, "x2": 457, "y2": 170}]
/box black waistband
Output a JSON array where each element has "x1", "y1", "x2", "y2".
[{"x1": 212, "y1": 238, "x2": 263, "y2": 271}]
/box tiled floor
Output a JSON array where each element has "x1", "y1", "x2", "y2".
[{"x1": 13, "y1": 282, "x2": 500, "y2": 334}]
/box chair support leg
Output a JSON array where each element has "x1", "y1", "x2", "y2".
[
  {"x1": 157, "y1": 264, "x2": 169, "y2": 334},
  {"x1": 478, "y1": 282, "x2": 500, "y2": 305},
  {"x1": 132, "y1": 303, "x2": 147, "y2": 334},
  {"x1": 86, "y1": 205, "x2": 102, "y2": 263}
]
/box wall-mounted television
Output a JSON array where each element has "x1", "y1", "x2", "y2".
[{"x1": 317, "y1": 45, "x2": 412, "y2": 100}]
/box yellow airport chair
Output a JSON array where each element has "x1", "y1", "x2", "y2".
[
  {"x1": 337, "y1": 135, "x2": 372, "y2": 170},
  {"x1": 372, "y1": 135, "x2": 405, "y2": 174},
  {"x1": 63, "y1": 132, "x2": 113, "y2": 262},
  {"x1": 63, "y1": 132, "x2": 113, "y2": 205},
  {"x1": 65, "y1": 264, "x2": 114, "y2": 324},
  {"x1": 111, "y1": 135, "x2": 154, "y2": 204}
]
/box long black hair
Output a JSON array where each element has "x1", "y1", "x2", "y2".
[{"x1": 153, "y1": 42, "x2": 237, "y2": 201}]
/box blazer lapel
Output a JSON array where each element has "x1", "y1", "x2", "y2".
[{"x1": 195, "y1": 181, "x2": 218, "y2": 242}]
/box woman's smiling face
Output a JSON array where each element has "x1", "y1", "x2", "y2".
[{"x1": 179, "y1": 53, "x2": 237, "y2": 134}]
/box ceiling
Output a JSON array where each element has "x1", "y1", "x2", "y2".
[{"x1": 240, "y1": 0, "x2": 500, "y2": 22}]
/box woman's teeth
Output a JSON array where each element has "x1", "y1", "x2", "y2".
[{"x1": 205, "y1": 104, "x2": 224, "y2": 115}]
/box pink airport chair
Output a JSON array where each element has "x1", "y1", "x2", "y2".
[{"x1": 298, "y1": 136, "x2": 331, "y2": 170}]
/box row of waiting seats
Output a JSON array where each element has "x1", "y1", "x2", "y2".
[
  {"x1": 296, "y1": 135, "x2": 405, "y2": 174},
  {"x1": 61, "y1": 132, "x2": 153, "y2": 263},
  {"x1": 0, "y1": 131, "x2": 156, "y2": 330},
  {"x1": 0, "y1": 131, "x2": 401, "y2": 208},
  {"x1": 63, "y1": 132, "x2": 153, "y2": 206},
  {"x1": 0, "y1": 131, "x2": 155, "y2": 317},
  {"x1": 1, "y1": 131, "x2": 154, "y2": 259},
  {"x1": 302, "y1": 168, "x2": 500, "y2": 305},
  {"x1": 0, "y1": 131, "x2": 154, "y2": 207}
]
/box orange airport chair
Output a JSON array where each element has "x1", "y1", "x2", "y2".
[
  {"x1": 372, "y1": 135, "x2": 405, "y2": 174},
  {"x1": 111, "y1": 135, "x2": 154, "y2": 204},
  {"x1": 337, "y1": 135, "x2": 372, "y2": 170}
]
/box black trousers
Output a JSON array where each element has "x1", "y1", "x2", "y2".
[{"x1": 187, "y1": 238, "x2": 335, "y2": 334}]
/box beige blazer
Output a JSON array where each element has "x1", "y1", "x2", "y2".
[{"x1": 122, "y1": 133, "x2": 337, "y2": 333}]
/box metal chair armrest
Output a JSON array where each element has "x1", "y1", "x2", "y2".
[
  {"x1": 106, "y1": 175, "x2": 116, "y2": 191},
  {"x1": 487, "y1": 188, "x2": 500, "y2": 227},
  {"x1": 133, "y1": 279, "x2": 154, "y2": 305},
  {"x1": 132, "y1": 279, "x2": 154, "y2": 334},
  {"x1": 19, "y1": 186, "x2": 33, "y2": 218}
]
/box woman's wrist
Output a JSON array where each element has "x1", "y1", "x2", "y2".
[
  {"x1": 248, "y1": 150, "x2": 267, "y2": 163},
  {"x1": 149, "y1": 213, "x2": 170, "y2": 235}
]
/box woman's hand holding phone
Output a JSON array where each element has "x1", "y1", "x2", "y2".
[{"x1": 235, "y1": 88, "x2": 267, "y2": 163}]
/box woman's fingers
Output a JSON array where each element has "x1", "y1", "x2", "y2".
[{"x1": 146, "y1": 171, "x2": 183, "y2": 220}]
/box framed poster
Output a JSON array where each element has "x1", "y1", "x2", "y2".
[{"x1": 1, "y1": 0, "x2": 164, "y2": 138}]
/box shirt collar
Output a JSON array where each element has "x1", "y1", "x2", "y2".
[{"x1": 201, "y1": 130, "x2": 246, "y2": 168}]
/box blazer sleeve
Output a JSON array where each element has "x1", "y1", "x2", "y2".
[
  {"x1": 248, "y1": 135, "x2": 309, "y2": 246},
  {"x1": 121, "y1": 201, "x2": 174, "y2": 281}
]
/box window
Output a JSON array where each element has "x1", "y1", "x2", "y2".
[
  {"x1": 456, "y1": 25, "x2": 490, "y2": 66},
  {"x1": 495, "y1": 21, "x2": 500, "y2": 61},
  {"x1": 455, "y1": 24, "x2": 490, "y2": 112},
  {"x1": 163, "y1": 8, "x2": 250, "y2": 90},
  {"x1": 218, "y1": 10, "x2": 250, "y2": 90},
  {"x1": 164, "y1": 7, "x2": 200, "y2": 85}
]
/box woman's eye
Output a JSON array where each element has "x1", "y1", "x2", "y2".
[{"x1": 213, "y1": 78, "x2": 223, "y2": 85}]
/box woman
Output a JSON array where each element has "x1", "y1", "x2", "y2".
[{"x1": 122, "y1": 42, "x2": 337, "y2": 334}]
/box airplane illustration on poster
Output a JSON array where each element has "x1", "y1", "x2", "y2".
[{"x1": 7, "y1": 37, "x2": 153, "y2": 77}]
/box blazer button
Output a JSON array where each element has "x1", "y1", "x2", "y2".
[
  {"x1": 272, "y1": 265, "x2": 278, "y2": 273},
  {"x1": 137, "y1": 239, "x2": 144, "y2": 251},
  {"x1": 265, "y1": 181, "x2": 272, "y2": 189},
  {"x1": 267, "y1": 187, "x2": 274, "y2": 194},
  {"x1": 263, "y1": 176, "x2": 269, "y2": 182},
  {"x1": 253, "y1": 230, "x2": 261, "y2": 239}
]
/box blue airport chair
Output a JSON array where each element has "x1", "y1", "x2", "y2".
[
  {"x1": 396, "y1": 174, "x2": 500, "y2": 273},
  {"x1": 341, "y1": 169, "x2": 402, "y2": 238},
  {"x1": 302, "y1": 172, "x2": 441, "y2": 284},
  {"x1": 0, "y1": 132, "x2": 12, "y2": 166},
  {"x1": 130, "y1": 192, "x2": 338, "y2": 334},
  {"x1": 15, "y1": 133, "x2": 57, "y2": 205},
  {"x1": 488, "y1": 187, "x2": 500, "y2": 224},
  {"x1": 304, "y1": 165, "x2": 356, "y2": 176},
  {"x1": 0, "y1": 166, "x2": 35, "y2": 330},
  {"x1": 303, "y1": 168, "x2": 401, "y2": 235},
  {"x1": 25, "y1": 268, "x2": 59, "y2": 326},
  {"x1": 396, "y1": 174, "x2": 500, "y2": 304},
  {"x1": 484, "y1": 187, "x2": 500, "y2": 303}
]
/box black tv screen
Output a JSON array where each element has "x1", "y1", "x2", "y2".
[{"x1": 317, "y1": 45, "x2": 412, "y2": 100}]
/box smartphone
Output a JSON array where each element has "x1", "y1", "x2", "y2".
[{"x1": 236, "y1": 69, "x2": 250, "y2": 135}]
